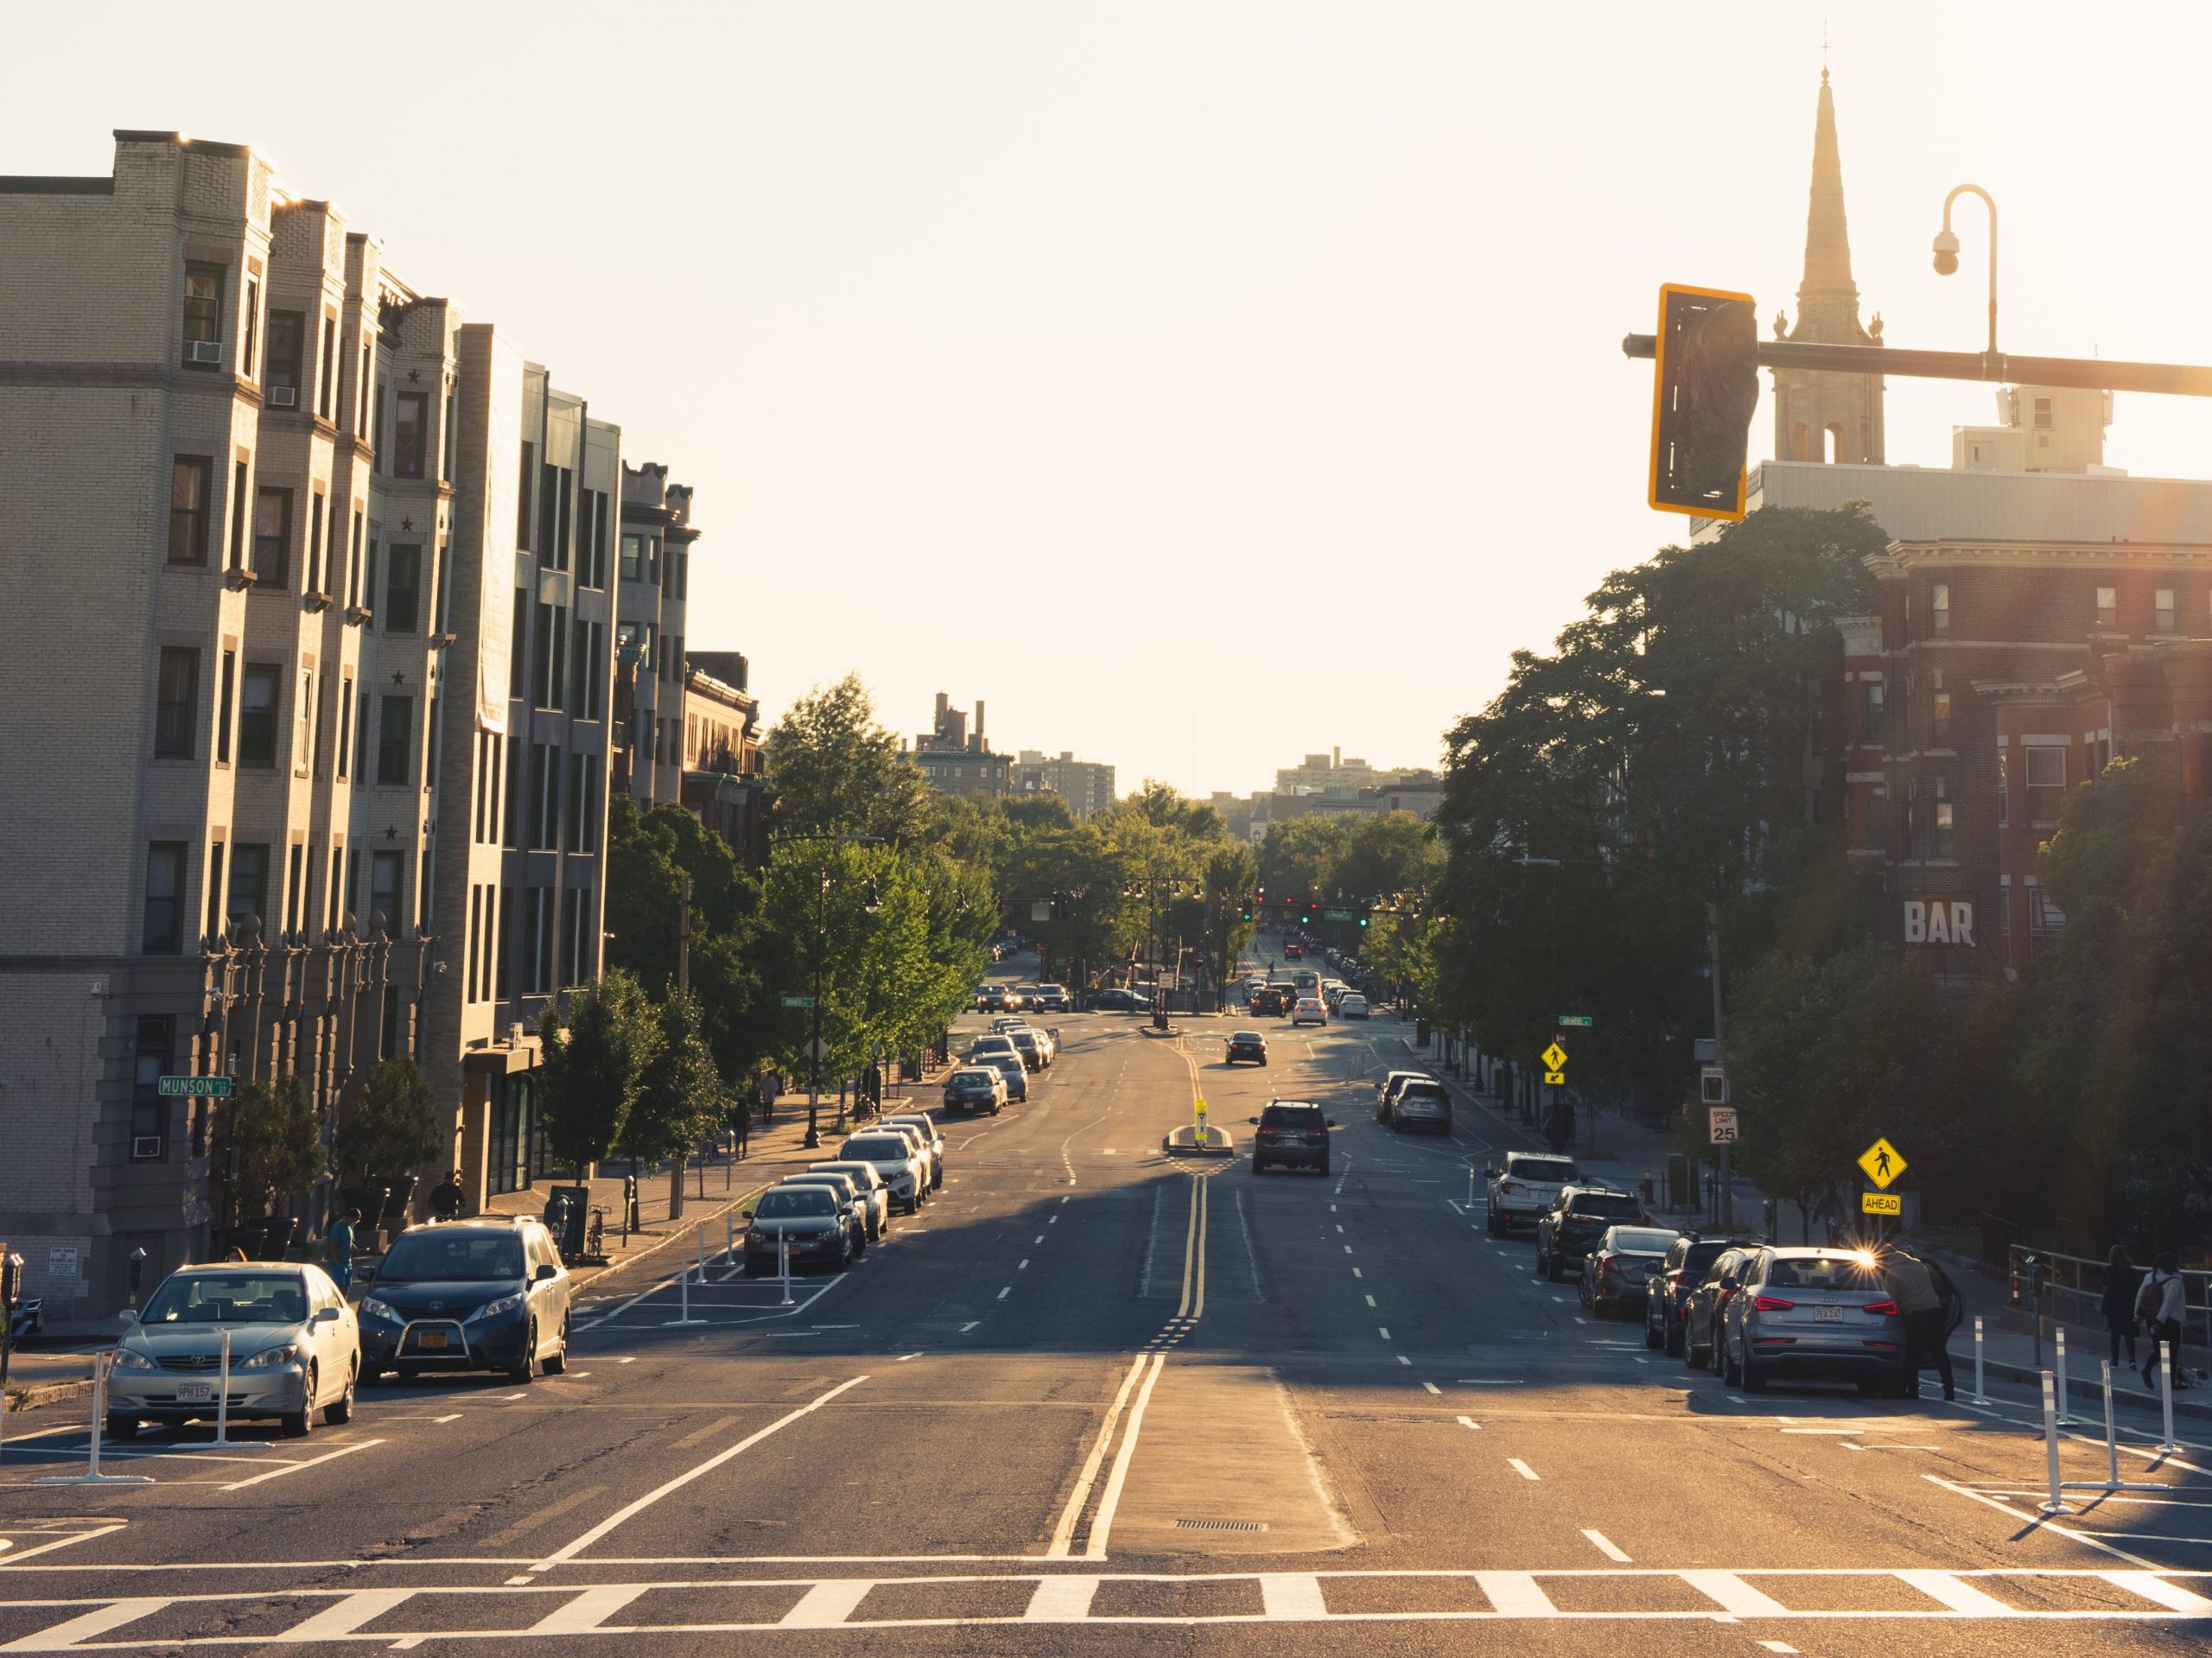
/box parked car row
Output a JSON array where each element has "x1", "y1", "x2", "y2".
[
  {"x1": 1374, "y1": 1070, "x2": 1452, "y2": 1134},
  {"x1": 745, "y1": 1113, "x2": 950, "y2": 1275}
]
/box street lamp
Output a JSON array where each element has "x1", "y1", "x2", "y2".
[{"x1": 1933, "y1": 183, "x2": 1999, "y2": 357}]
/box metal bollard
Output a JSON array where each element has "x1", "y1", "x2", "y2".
[
  {"x1": 2037, "y1": 1370, "x2": 2069, "y2": 1515},
  {"x1": 2054, "y1": 1326, "x2": 2073, "y2": 1426},
  {"x1": 1972, "y1": 1316, "x2": 1988, "y2": 1404},
  {"x1": 664, "y1": 1258, "x2": 705, "y2": 1328},
  {"x1": 725, "y1": 1214, "x2": 734, "y2": 1266},
  {"x1": 779, "y1": 1232, "x2": 793, "y2": 1306},
  {"x1": 2102, "y1": 1360, "x2": 2120, "y2": 1487},
  {"x1": 2158, "y1": 1342, "x2": 2181, "y2": 1455},
  {"x1": 34, "y1": 1355, "x2": 152, "y2": 1487},
  {"x1": 213, "y1": 1328, "x2": 237, "y2": 1447},
  {"x1": 696, "y1": 1224, "x2": 706, "y2": 1281}
]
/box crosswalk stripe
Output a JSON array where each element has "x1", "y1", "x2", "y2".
[
  {"x1": 1, "y1": 1600, "x2": 168, "y2": 1652},
  {"x1": 1895, "y1": 1571, "x2": 2017, "y2": 1616},
  {"x1": 527, "y1": 1586, "x2": 648, "y2": 1634},
  {"x1": 779, "y1": 1580, "x2": 874, "y2": 1628},
  {"x1": 1023, "y1": 1576, "x2": 1099, "y2": 1621},
  {"x1": 1473, "y1": 1572, "x2": 1558, "y2": 1616},
  {"x1": 1258, "y1": 1574, "x2": 1328, "y2": 1620},
  {"x1": 2102, "y1": 1572, "x2": 2212, "y2": 1614},
  {"x1": 1682, "y1": 1572, "x2": 1789, "y2": 1617}
]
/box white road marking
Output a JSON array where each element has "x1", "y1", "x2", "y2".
[
  {"x1": 1364, "y1": 1294, "x2": 1376, "y2": 1307},
  {"x1": 1351, "y1": 1267, "x2": 1362, "y2": 1279},
  {"x1": 1507, "y1": 1458, "x2": 1540, "y2": 1481},
  {"x1": 1046, "y1": 1354, "x2": 1153, "y2": 1558},
  {"x1": 1581, "y1": 1528, "x2": 1631, "y2": 1563},
  {"x1": 1422, "y1": 1382, "x2": 1441, "y2": 1394},
  {"x1": 1397, "y1": 1356, "x2": 1413, "y2": 1367},
  {"x1": 779, "y1": 1579, "x2": 874, "y2": 1628},
  {"x1": 1020, "y1": 1260, "x2": 1030, "y2": 1270},
  {"x1": 1757, "y1": 1644, "x2": 1800, "y2": 1656},
  {"x1": 998, "y1": 1286, "x2": 1012, "y2": 1300},
  {"x1": 1084, "y1": 1352, "x2": 1168, "y2": 1560},
  {"x1": 220, "y1": 1439, "x2": 382, "y2": 1491},
  {"x1": 434, "y1": 1413, "x2": 461, "y2": 1424},
  {"x1": 1377, "y1": 1327, "x2": 1391, "y2": 1340},
  {"x1": 529, "y1": 1375, "x2": 868, "y2": 1572},
  {"x1": 959, "y1": 1321, "x2": 980, "y2": 1332},
  {"x1": 895, "y1": 1353, "x2": 922, "y2": 1363}
]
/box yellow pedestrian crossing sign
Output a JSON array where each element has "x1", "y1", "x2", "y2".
[
  {"x1": 1858, "y1": 1137, "x2": 1907, "y2": 1190},
  {"x1": 1541, "y1": 1041, "x2": 1568, "y2": 1072}
]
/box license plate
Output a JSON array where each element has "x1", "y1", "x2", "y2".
[
  {"x1": 1815, "y1": 1306, "x2": 1844, "y2": 1323},
  {"x1": 174, "y1": 1380, "x2": 215, "y2": 1402},
  {"x1": 416, "y1": 1331, "x2": 449, "y2": 1349}
]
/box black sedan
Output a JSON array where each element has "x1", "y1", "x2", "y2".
[
  {"x1": 1578, "y1": 1224, "x2": 1680, "y2": 1318},
  {"x1": 1225, "y1": 1031, "x2": 1268, "y2": 1065},
  {"x1": 743, "y1": 1185, "x2": 861, "y2": 1275},
  {"x1": 1534, "y1": 1187, "x2": 1652, "y2": 1281}
]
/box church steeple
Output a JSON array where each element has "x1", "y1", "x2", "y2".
[{"x1": 1772, "y1": 67, "x2": 1885, "y2": 465}]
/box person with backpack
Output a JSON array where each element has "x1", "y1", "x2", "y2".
[
  {"x1": 2101, "y1": 1245, "x2": 2142, "y2": 1368},
  {"x1": 2139, "y1": 1252, "x2": 2190, "y2": 1393}
]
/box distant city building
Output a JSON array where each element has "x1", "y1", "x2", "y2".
[
  {"x1": 612, "y1": 463, "x2": 700, "y2": 808},
  {"x1": 911, "y1": 693, "x2": 1009, "y2": 799},
  {"x1": 680, "y1": 651, "x2": 766, "y2": 866},
  {"x1": 1013, "y1": 750, "x2": 1116, "y2": 819}
]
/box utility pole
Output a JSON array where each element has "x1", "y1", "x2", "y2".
[
  {"x1": 669, "y1": 872, "x2": 693, "y2": 1220},
  {"x1": 806, "y1": 872, "x2": 827, "y2": 1150},
  {"x1": 1707, "y1": 900, "x2": 1732, "y2": 1230}
]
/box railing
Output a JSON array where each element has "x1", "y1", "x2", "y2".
[{"x1": 2008, "y1": 1243, "x2": 2210, "y2": 1352}]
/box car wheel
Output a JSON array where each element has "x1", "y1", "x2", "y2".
[
  {"x1": 1644, "y1": 1314, "x2": 1663, "y2": 1350},
  {"x1": 106, "y1": 1413, "x2": 141, "y2": 1441},
  {"x1": 1686, "y1": 1327, "x2": 1710, "y2": 1370},
  {"x1": 325, "y1": 1366, "x2": 356, "y2": 1426},
  {"x1": 1740, "y1": 1349, "x2": 1767, "y2": 1392},
  {"x1": 282, "y1": 1366, "x2": 317, "y2": 1438},
  {"x1": 1317, "y1": 1159, "x2": 1330, "y2": 1178},
  {"x1": 853, "y1": 1228, "x2": 868, "y2": 1260},
  {"x1": 510, "y1": 1323, "x2": 537, "y2": 1385},
  {"x1": 1252, "y1": 1158, "x2": 1268, "y2": 1174},
  {"x1": 543, "y1": 1318, "x2": 570, "y2": 1375},
  {"x1": 1665, "y1": 1322, "x2": 1685, "y2": 1357}
]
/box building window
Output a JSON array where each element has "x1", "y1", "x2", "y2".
[
  {"x1": 181, "y1": 262, "x2": 225, "y2": 359},
  {"x1": 1931, "y1": 781, "x2": 1955, "y2": 859},
  {"x1": 307, "y1": 493, "x2": 326, "y2": 594},
  {"x1": 168, "y1": 457, "x2": 212, "y2": 564},
  {"x1": 1931, "y1": 689, "x2": 1952, "y2": 747},
  {"x1": 378, "y1": 696, "x2": 412, "y2": 785},
  {"x1": 426, "y1": 696, "x2": 442, "y2": 792},
  {"x1": 228, "y1": 843, "x2": 269, "y2": 930},
  {"x1": 347, "y1": 510, "x2": 365, "y2": 607},
  {"x1": 373, "y1": 382, "x2": 386, "y2": 467},
  {"x1": 283, "y1": 842, "x2": 304, "y2": 934},
  {"x1": 215, "y1": 650, "x2": 236, "y2": 763},
  {"x1": 620, "y1": 534, "x2": 642, "y2": 581},
  {"x1": 337, "y1": 677, "x2": 353, "y2": 778},
  {"x1": 2032, "y1": 397, "x2": 2053, "y2": 430},
  {"x1": 2096, "y1": 585, "x2": 2117, "y2": 629},
  {"x1": 243, "y1": 277, "x2": 259, "y2": 374},
  {"x1": 131, "y1": 1016, "x2": 173, "y2": 1158},
  {"x1": 357, "y1": 341, "x2": 371, "y2": 433},
  {"x1": 252, "y1": 487, "x2": 290, "y2": 588},
  {"x1": 517, "y1": 441, "x2": 536, "y2": 547},
  {"x1": 1930, "y1": 582, "x2": 1949, "y2": 635},
  {"x1": 143, "y1": 842, "x2": 186, "y2": 954},
  {"x1": 433, "y1": 543, "x2": 451, "y2": 636},
  {"x1": 442, "y1": 384, "x2": 456, "y2": 481},
  {"x1": 228, "y1": 461, "x2": 249, "y2": 569},
  {"x1": 317, "y1": 317, "x2": 336, "y2": 419},
  {"x1": 394, "y1": 391, "x2": 429, "y2": 479},
  {"x1": 2155, "y1": 588, "x2": 2177, "y2": 633},
  {"x1": 1861, "y1": 680, "x2": 1885, "y2": 746},
  {"x1": 154, "y1": 647, "x2": 199, "y2": 759},
  {"x1": 1996, "y1": 746, "x2": 2009, "y2": 829},
  {"x1": 296, "y1": 667, "x2": 314, "y2": 771},
  {"x1": 265, "y1": 310, "x2": 303, "y2": 403},
  {"x1": 204, "y1": 842, "x2": 225, "y2": 941},
  {"x1": 385, "y1": 544, "x2": 421, "y2": 632},
  {"x1": 238, "y1": 664, "x2": 280, "y2": 768},
  {"x1": 355, "y1": 690, "x2": 372, "y2": 778},
  {"x1": 2024, "y1": 745, "x2": 2067, "y2": 825},
  {"x1": 369, "y1": 850, "x2": 403, "y2": 933}
]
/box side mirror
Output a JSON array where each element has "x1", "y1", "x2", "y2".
[
  {"x1": 117, "y1": 1307, "x2": 141, "y2": 1328},
  {"x1": 535, "y1": 1261, "x2": 560, "y2": 1281},
  {"x1": 309, "y1": 1305, "x2": 340, "y2": 1327},
  {"x1": 1325, "y1": 1117, "x2": 1337, "y2": 1127},
  {"x1": 1247, "y1": 1116, "x2": 1260, "y2": 1125}
]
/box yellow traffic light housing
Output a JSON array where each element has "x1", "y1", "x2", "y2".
[{"x1": 1649, "y1": 284, "x2": 1758, "y2": 521}]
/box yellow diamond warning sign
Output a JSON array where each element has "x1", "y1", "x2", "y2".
[
  {"x1": 1858, "y1": 1137, "x2": 1907, "y2": 1191},
  {"x1": 1541, "y1": 1042, "x2": 1568, "y2": 1072}
]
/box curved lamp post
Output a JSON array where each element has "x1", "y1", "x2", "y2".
[{"x1": 1932, "y1": 184, "x2": 1999, "y2": 358}]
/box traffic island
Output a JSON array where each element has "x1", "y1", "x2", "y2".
[
  {"x1": 1139, "y1": 1026, "x2": 1183, "y2": 1039},
  {"x1": 1163, "y1": 1126, "x2": 1235, "y2": 1157}
]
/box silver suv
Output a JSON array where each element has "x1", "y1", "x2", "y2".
[{"x1": 1718, "y1": 1247, "x2": 1910, "y2": 1395}]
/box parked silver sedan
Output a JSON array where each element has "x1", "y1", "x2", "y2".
[
  {"x1": 1718, "y1": 1247, "x2": 1910, "y2": 1395},
  {"x1": 107, "y1": 1263, "x2": 360, "y2": 1439}
]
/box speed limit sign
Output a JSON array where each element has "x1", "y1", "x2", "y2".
[{"x1": 1707, "y1": 1106, "x2": 1738, "y2": 1145}]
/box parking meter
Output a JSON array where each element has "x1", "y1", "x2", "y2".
[
  {"x1": 1, "y1": 1250, "x2": 21, "y2": 1314},
  {"x1": 624, "y1": 1172, "x2": 641, "y2": 1236}
]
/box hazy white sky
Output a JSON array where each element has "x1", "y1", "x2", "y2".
[{"x1": 13, "y1": 2, "x2": 2212, "y2": 796}]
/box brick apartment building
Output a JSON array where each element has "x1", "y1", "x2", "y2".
[
  {"x1": 612, "y1": 462, "x2": 698, "y2": 809},
  {"x1": 0, "y1": 131, "x2": 628, "y2": 1316},
  {"x1": 912, "y1": 693, "x2": 1010, "y2": 799},
  {"x1": 680, "y1": 651, "x2": 766, "y2": 865},
  {"x1": 1012, "y1": 750, "x2": 1116, "y2": 820},
  {"x1": 1698, "y1": 74, "x2": 2212, "y2": 981}
]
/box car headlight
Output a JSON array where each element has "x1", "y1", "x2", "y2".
[
  {"x1": 111, "y1": 1346, "x2": 159, "y2": 1372},
  {"x1": 468, "y1": 1294, "x2": 524, "y2": 1322},
  {"x1": 359, "y1": 1297, "x2": 396, "y2": 1322},
  {"x1": 239, "y1": 1343, "x2": 302, "y2": 1369}
]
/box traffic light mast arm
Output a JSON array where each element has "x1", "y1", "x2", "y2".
[{"x1": 1624, "y1": 333, "x2": 2212, "y2": 399}]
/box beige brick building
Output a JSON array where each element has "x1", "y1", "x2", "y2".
[{"x1": 0, "y1": 131, "x2": 624, "y2": 1317}]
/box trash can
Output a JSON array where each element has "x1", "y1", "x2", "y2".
[
  {"x1": 1665, "y1": 1152, "x2": 1689, "y2": 1212},
  {"x1": 543, "y1": 1185, "x2": 590, "y2": 1262}
]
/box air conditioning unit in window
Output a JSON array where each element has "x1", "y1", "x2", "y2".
[
  {"x1": 130, "y1": 1135, "x2": 164, "y2": 1160},
  {"x1": 269, "y1": 385, "x2": 297, "y2": 408},
  {"x1": 183, "y1": 340, "x2": 222, "y2": 365}
]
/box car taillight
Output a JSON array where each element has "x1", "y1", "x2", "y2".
[
  {"x1": 1497, "y1": 1181, "x2": 1518, "y2": 1194},
  {"x1": 1672, "y1": 1271, "x2": 1691, "y2": 1285},
  {"x1": 1862, "y1": 1300, "x2": 1898, "y2": 1316},
  {"x1": 1752, "y1": 1296, "x2": 1794, "y2": 1312}
]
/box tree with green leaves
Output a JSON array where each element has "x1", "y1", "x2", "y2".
[
  {"x1": 765, "y1": 673, "x2": 931, "y2": 844},
  {"x1": 330, "y1": 1058, "x2": 445, "y2": 1191},
  {"x1": 626, "y1": 989, "x2": 728, "y2": 1168},
  {"x1": 213, "y1": 1075, "x2": 325, "y2": 1219},
  {"x1": 538, "y1": 967, "x2": 662, "y2": 1178}
]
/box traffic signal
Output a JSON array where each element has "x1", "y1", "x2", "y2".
[
  {"x1": 1648, "y1": 283, "x2": 1758, "y2": 521},
  {"x1": 1358, "y1": 914, "x2": 1369, "y2": 929}
]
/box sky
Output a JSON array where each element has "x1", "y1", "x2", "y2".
[{"x1": 13, "y1": 2, "x2": 2212, "y2": 797}]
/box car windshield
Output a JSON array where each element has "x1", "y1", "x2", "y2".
[
  {"x1": 815, "y1": 1164, "x2": 876, "y2": 1185},
  {"x1": 842, "y1": 1138, "x2": 908, "y2": 1160},
  {"x1": 1233, "y1": 1032, "x2": 1262, "y2": 1043},
  {"x1": 1569, "y1": 1192, "x2": 1644, "y2": 1218},
  {"x1": 379, "y1": 1232, "x2": 525, "y2": 1282},
  {"x1": 1510, "y1": 1158, "x2": 1577, "y2": 1183},
  {"x1": 756, "y1": 1189, "x2": 836, "y2": 1218},
  {"x1": 1767, "y1": 1255, "x2": 1887, "y2": 1291},
  {"x1": 1609, "y1": 1229, "x2": 1679, "y2": 1254},
  {"x1": 1262, "y1": 1106, "x2": 1324, "y2": 1128},
  {"x1": 142, "y1": 1273, "x2": 307, "y2": 1325}
]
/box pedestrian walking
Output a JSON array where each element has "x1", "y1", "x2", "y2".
[
  {"x1": 2100, "y1": 1245, "x2": 2141, "y2": 1367},
  {"x1": 733, "y1": 1102, "x2": 750, "y2": 1161},
  {"x1": 1882, "y1": 1246, "x2": 1955, "y2": 1401},
  {"x1": 2139, "y1": 1252, "x2": 2190, "y2": 1393},
  {"x1": 429, "y1": 1168, "x2": 466, "y2": 1223},
  {"x1": 325, "y1": 1207, "x2": 359, "y2": 1292}
]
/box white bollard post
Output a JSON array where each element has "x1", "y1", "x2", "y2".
[
  {"x1": 779, "y1": 1232, "x2": 793, "y2": 1306},
  {"x1": 696, "y1": 1224, "x2": 705, "y2": 1281},
  {"x1": 213, "y1": 1328, "x2": 234, "y2": 1447},
  {"x1": 34, "y1": 1354, "x2": 151, "y2": 1487},
  {"x1": 2054, "y1": 1326, "x2": 2073, "y2": 1426},
  {"x1": 725, "y1": 1214, "x2": 734, "y2": 1267},
  {"x1": 2038, "y1": 1370, "x2": 2069, "y2": 1515},
  {"x1": 2103, "y1": 1360, "x2": 2120, "y2": 1488},
  {"x1": 1972, "y1": 1316, "x2": 1988, "y2": 1404},
  {"x1": 2158, "y1": 1342, "x2": 2181, "y2": 1455}
]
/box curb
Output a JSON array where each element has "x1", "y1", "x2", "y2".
[
  {"x1": 5, "y1": 1377, "x2": 94, "y2": 1413},
  {"x1": 1948, "y1": 1344, "x2": 2212, "y2": 1423}
]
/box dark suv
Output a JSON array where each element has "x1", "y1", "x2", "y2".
[
  {"x1": 1643, "y1": 1234, "x2": 1750, "y2": 1356},
  {"x1": 359, "y1": 1218, "x2": 571, "y2": 1383},
  {"x1": 1249, "y1": 1100, "x2": 1333, "y2": 1175},
  {"x1": 1681, "y1": 1243, "x2": 1764, "y2": 1371},
  {"x1": 1534, "y1": 1186, "x2": 1651, "y2": 1281}
]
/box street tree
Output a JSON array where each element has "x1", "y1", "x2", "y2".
[
  {"x1": 330, "y1": 1058, "x2": 444, "y2": 1194},
  {"x1": 626, "y1": 989, "x2": 728, "y2": 1170},
  {"x1": 212, "y1": 1074, "x2": 325, "y2": 1220},
  {"x1": 538, "y1": 967, "x2": 662, "y2": 1178},
  {"x1": 766, "y1": 673, "x2": 931, "y2": 844}
]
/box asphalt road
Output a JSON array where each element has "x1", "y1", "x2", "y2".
[{"x1": 2, "y1": 956, "x2": 2209, "y2": 1654}]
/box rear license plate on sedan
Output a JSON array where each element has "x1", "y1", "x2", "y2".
[
  {"x1": 417, "y1": 1331, "x2": 449, "y2": 1348},
  {"x1": 1815, "y1": 1306, "x2": 1844, "y2": 1323},
  {"x1": 175, "y1": 1381, "x2": 215, "y2": 1402}
]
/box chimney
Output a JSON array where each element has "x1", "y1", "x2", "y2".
[
  {"x1": 934, "y1": 691, "x2": 950, "y2": 729},
  {"x1": 1333, "y1": 746, "x2": 1341, "y2": 769},
  {"x1": 974, "y1": 700, "x2": 987, "y2": 752}
]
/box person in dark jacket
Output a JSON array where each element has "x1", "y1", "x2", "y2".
[{"x1": 2101, "y1": 1245, "x2": 2141, "y2": 1367}]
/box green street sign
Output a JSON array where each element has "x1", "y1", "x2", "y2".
[
  {"x1": 1323, "y1": 908, "x2": 1356, "y2": 923},
  {"x1": 780, "y1": 995, "x2": 817, "y2": 1009},
  {"x1": 1557, "y1": 1015, "x2": 1593, "y2": 1027},
  {"x1": 158, "y1": 1076, "x2": 232, "y2": 1098}
]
